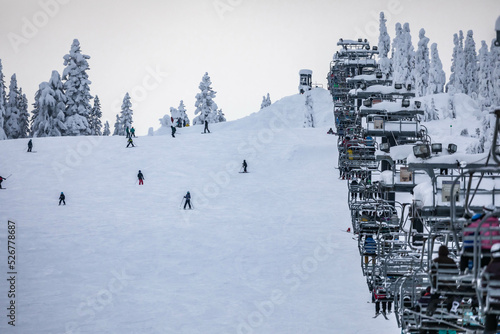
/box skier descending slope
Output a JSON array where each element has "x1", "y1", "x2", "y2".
[
  {"x1": 137, "y1": 170, "x2": 145, "y2": 185},
  {"x1": 183, "y1": 191, "x2": 192, "y2": 209},
  {"x1": 59, "y1": 192, "x2": 66, "y2": 205},
  {"x1": 242, "y1": 160, "x2": 248, "y2": 173},
  {"x1": 126, "y1": 137, "x2": 135, "y2": 148},
  {"x1": 203, "y1": 120, "x2": 210, "y2": 134}
]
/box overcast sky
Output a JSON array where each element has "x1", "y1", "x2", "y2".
[{"x1": 0, "y1": 0, "x2": 498, "y2": 135}]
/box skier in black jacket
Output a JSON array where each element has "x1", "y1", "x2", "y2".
[
  {"x1": 59, "y1": 192, "x2": 66, "y2": 205},
  {"x1": 0, "y1": 176, "x2": 5, "y2": 189},
  {"x1": 242, "y1": 160, "x2": 248, "y2": 173},
  {"x1": 138, "y1": 170, "x2": 144, "y2": 185},
  {"x1": 184, "y1": 191, "x2": 192, "y2": 209},
  {"x1": 204, "y1": 120, "x2": 210, "y2": 133},
  {"x1": 27, "y1": 139, "x2": 33, "y2": 152}
]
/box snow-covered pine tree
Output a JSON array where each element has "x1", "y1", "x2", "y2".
[
  {"x1": 112, "y1": 114, "x2": 122, "y2": 136},
  {"x1": 490, "y1": 39, "x2": 500, "y2": 107},
  {"x1": 464, "y1": 30, "x2": 478, "y2": 97},
  {"x1": 392, "y1": 23, "x2": 414, "y2": 87},
  {"x1": 477, "y1": 41, "x2": 492, "y2": 110},
  {"x1": 170, "y1": 106, "x2": 181, "y2": 127},
  {"x1": 4, "y1": 74, "x2": 21, "y2": 139},
  {"x1": 215, "y1": 109, "x2": 226, "y2": 123},
  {"x1": 103, "y1": 120, "x2": 110, "y2": 136},
  {"x1": 450, "y1": 31, "x2": 467, "y2": 94},
  {"x1": 425, "y1": 98, "x2": 439, "y2": 121},
  {"x1": 177, "y1": 100, "x2": 189, "y2": 126},
  {"x1": 120, "y1": 93, "x2": 133, "y2": 134},
  {"x1": 260, "y1": 93, "x2": 272, "y2": 109},
  {"x1": 17, "y1": 88, "x2": 30, "y2": 138},
  {"x1": 62, "y1": 39, "x2": 92, "y2": 136},
  {"x1": 90, "y1": 95, "x2": 103, "y2": 135},
  {"x1": 427, "y1": 43, "x2": 446, "y2": 95},
  {"x1": 30, "y1": 88, "x2": 42, "y2": 137},
  {"x1": 0, "y1": 60, "x2": 7, "y2": 140},
  {"x1": 193, "y1": 72, "x2": 218, "y2": 125},
  {"x1": 378, "y1": 12, "x2": 392, "y2": 77},
  {"x1": 414, "y1": 28, "x2": 430, "y2": 97},
  {"x1": 303, "y1": 92, "x2": 314, "y2": 128},
  {"x1": 32, "y1": 72, "x2": 67, "y2": 137},
  {"x1": 47, "y1": 70, "x2": 67, "y2": 137}
]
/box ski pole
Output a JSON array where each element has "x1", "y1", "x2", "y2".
[
  {"x1": 179, "y1": 197, "x2": 185, "y2": 209},
  {"x1": 239, "y1": 166, "x2": 243, "y2": 173},
  {"x1": 5, "y1": 174, "x2": 12, "y2": 179}
]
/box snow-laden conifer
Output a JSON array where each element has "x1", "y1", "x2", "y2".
[
  {"x1": 378, "y1": 12, "x2": 392, "y2": 77},
  {"x1": 62, "y1": 39, "x2": 92, "y2": 135},
  {"x1": 90, "y1": 95, "x2": 103, "y2": 135},
  {"x1": 464, "y1": 30, "x2": 478, "y2": 97},
  {"x1": 0, "y1": 60, "x2": 7, "y2": 140},
  {"x1": 193, "y1": 72, "x2": 218, "y2": 125},
  {"x1": 427, "y1": 43, "x2": 446, "y2": 95},
  {"x1": 414, "y1": 28, "x2": 430, "y2": 97},
  {"x1": 103, "y1": 120, "x2": 110, "y2": 136},
  {"x1": 120, "y1": 93, "x2": 133, "y2": 135},
  {"x1": 4, "y1": 74, "x2": 21, "y2": 139}
]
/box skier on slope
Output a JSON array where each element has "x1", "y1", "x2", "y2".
[
  {"x1": 171, "y1": 125, "x2": 176, "y2": 138},
  {"x1": 130, "y1": 127, "x2": 136, "y2": 138},
  {"x1": 137, "y1": 170, "x2": 145, "y2": 185},
  {"x1": 126, "y1": 137, "x2": 135, "y2": 148},
  {"x1": 0, "y1": 176, "x2": 5, "y2": 189},
  {"x1": 27, "y1": 139, "x2": 33, "y2": 152},
  {"x1": 59, "y1": 192, "x2": 66, "y2": 205},
  {"x1": 126, "y1": 126, "x2": 131, "y2": 138},
  {"x1": 204, "y1": 120, "x2": 210, "y2": 133},
  {"x1": 183, "y1": 191, "x2": 192, "y2": 209},
  {"x1": 242, "y1": 160, "x2": 248, "y2": 173}
]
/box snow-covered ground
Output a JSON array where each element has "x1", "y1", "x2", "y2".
[{"x1": 0, "y1": 89, "x2": 400, "y2": 333}]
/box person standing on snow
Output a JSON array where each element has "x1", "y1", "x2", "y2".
[
  {"x1": 242, "y1": 160, "x2": 248, "y2": 173},
  {"x1": 204, "y1": 120, "x2": 210, "y2": 133},
  {"x1": 171, "y1": 125, "x2": 176, "y2": 138},
  {"x1": 0, "y1": 176, "x2": 5, "y2": 189},
  {"x1": 59, "y1": 192, "x2": 66, "y2": 205},
  {"x1": 184, "y1": 191, "x2": 192, "y2": 209},
  {"x1": 137, "y1": 170, "x2": 144, "y2": 185},
  {"x1": 126, "y1": 126, "x2": 131, "y2": 138},
  {"x1": 126, "y1": 137, "x2": 135, "y2": 148},
  {"x1": 130, "y1": 127, "x2": 136, "y2": 137},
  {"x1": 27, "y1": 139, "x2": 33, "y2": 152}
]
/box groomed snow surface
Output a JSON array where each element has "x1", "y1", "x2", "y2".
[{"x1": 0, "y1": 89, "x2": 399, "y2": 333}]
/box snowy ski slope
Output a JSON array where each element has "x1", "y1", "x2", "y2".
[{"x1": 0, "y1": 89, "x2": 399, "y2": 333}]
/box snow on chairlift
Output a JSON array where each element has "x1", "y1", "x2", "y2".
[
  {"x1": 431, "y1": 143, "x2": 442, "y2": 154},
  {"x1": 447, "y1": 143, "x2": 457, "y2": 154},
  {"x1": 380, "y1": 143, "x2": 390, "y2": 153},
  {"x1": 413, "y1": 144, "x2": 431, "y2": 159}
]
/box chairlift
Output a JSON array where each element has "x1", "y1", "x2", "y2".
[
  {"x1": 414, "y1": 101, "x2": 422, "y2": 109},
  {"x1": 401, "y1": 99, "x2": 410, "y2": 108},
  {"x1": 431, "y1": 143, "x2": 442, "y2": 154},
  {"x1": 394, "y1": 83, "x2": 403, "y2": 90},
  {"x1": 413, "y1": 144, "x2": 431, "y2": 159},
  {"x1": 447, "y1": 143, "x2": 457, "y2": 154}
]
